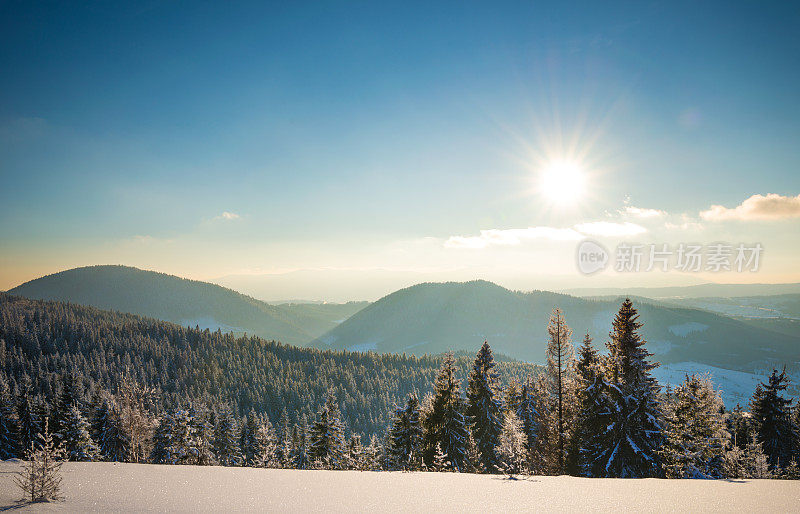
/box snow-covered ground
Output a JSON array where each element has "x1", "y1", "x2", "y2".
[{"x1": 1, "y1": 462, "x2": 799, "y2": 513}]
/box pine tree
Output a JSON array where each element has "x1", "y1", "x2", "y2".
[
  {"x1": 750, "y1": 368, "x2": 797, "y2": 470},
  {"x1": 308, "y1": 394, "x2": 346, "y2": 469},
  {"x1": 61, "y1": 403, "x2": 99, "y2": 461},
  {"x1": 278, "y1": 409, "x2": 292, "y2": 467},
  {"x1": 95, "y1": 397, "x2": 130, "y2": 462},
  {"x1": 17, "y1": 381, "x2": 44, "y2": 454},
  {"x1": 587, "y1": 299, "x2": 663, "y2": 478},
  {"x1": 660, "y1": 374, "x2": 728, "y2": 478},
  {"x1": 422, "y1": 353, "x2": 469, "y2": 472},
  {"x1": 516, "y1": 379, "x2": 539, "y2": 467},
  {"x1": 388, "y1": 394, "x2": 423, "y2": 470},
  {"x1": 240, "y1": 410, "x2": 260, "y2": 466},
  {"x1": 213, "y1": 407, "x2": 242, "y2": 466},
  {"x1": 569, "y1": 333, "x2": 610, "y2": 476},
  {"x1": 545, "y1": 308, "x2": 574, "y2": 474},
  {"x1": 253, "y1": 418, "x2": 278, "y2": 468},
  {"x1": 466, "y1": 341, "x2": 503, "y2": 473},
  {"x1": 289, "y1": 423, "x2": 309, "y2": 469},
  {"x1": 53, "y1": 372, "x2": 83, "y2": 442},
  {"x1": 0, "y1": 375, "x2": 19, "y2": 459},
  {"x1": 497, "y1": 411, "x2": 527, "y2": 477}
]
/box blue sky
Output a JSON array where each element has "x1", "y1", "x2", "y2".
[{"x1": 1, "y1": 1, "x2": 799, "y2": 298}]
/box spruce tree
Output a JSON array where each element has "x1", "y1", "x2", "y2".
[
  {"x1": 53, "y1": 372, "x2": 83, "y2": 442},
  {"x1": 253, "y1": 418, "x2": 278, "y2": 468},
  {"x1": 61, "y1": 403, "x2": 99, "y2": 461},
  {"x1": 213, "y1": 408, "x2": 242, "y2": 466},
  {"x1": 289, "y1": 423, "x2": 309, "y2": 469},
  {"x1": 516, "y1": 379, "x2": 539, "y2": 466},
  {"x1": 240, "y1": 410, "x2": 260, "y2": 466},
  {"x1": 588, "y1": 298, "x2": 663, "y2": 477},
  {"x1": 750, "y1": 368, "x2": 797, "y2": 470},
  {"x1": 388, "y1": 394, "x2": 422, "y2": 470},
  {"x1": 466, "y1": 341, "x2": 503, "y2": 473},
  {"x1": 308, "y1": 394, "x2": 346, "y2": 469},
  {"x1": 95, "y1": 397, "x2": 130, "y2": 462},
  {"x1": 660, "y1": 374, "x2": 728, "y2": 478},
  {"x1": 0, "y1": 375, "x2": 19, "y2": 459},
  {"x1": 151, "y1": 409, "x2": 175, "y2": 464},
  {"x1": 187, "y1": 407, "x2": 215, "y2": 465},
  {"x1": 545, "y1": 309, "x2": 574, "y2": 474},
  {"x1": 422, "y1": 353, "x2": 469, "y2": 472},
  {"x1": 569, "y1": 333, "x2": 610, "y2": 476}
]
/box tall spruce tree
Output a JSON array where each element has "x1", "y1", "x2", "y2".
[
  {"x1": 213, "y1": 407, "x2": 241, "y2": 466},
  {"x1": 61, "y1": 403, "x2": 99, "y2": 461},
  {"x1": 588, "y1": 298, "x2": 663, "y2": 477},
  {"x1": 569, "y1": 333, "x2": 609, "y2": 476},
  {"x1": 516, "y1": 379, "x2": 538, "y2": 466},
  {"x1": 545, "y1": 308, "x2": 574, "y2": 474},
  {"x1": 308, "y1": 394, "x2": 346, "y2": 469},
  {"x1": 253, "y1": 418, "x2": 279, "y2": 468},
  {"x1": 388, "y1": 394, "x2": 423, "y2": 470},
  {"x1": 660, "y1": 374, "x2": 728, "y2": 478},
  {"x1": 0, "y1": 375, "x2": 19, "y2": 459},
  {"x1": 750, "y1": 368, "x2": 797, "y2": 469},
  {"x1": 466, "y1": 341, "x2": 503, "y2": 473},
  {"x1": 240, "y1": 410, "x2": 260, "y2": 466},
  {"x1": 422, "y1": 353, "x2": 470, "y2": 472}
]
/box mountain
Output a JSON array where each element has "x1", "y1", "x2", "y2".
[
  {"x1": 0, "y1": 293, "x2": 537, "y2": 436},
  {"x1": 563, "y1": 282, "x2": 800, "y2": 299},
  {"x1": 312, "y1": 280, "x2": 800, "y2": 374},
  {"x1": 6, "y1": 265, "x2": 366, "y2": 345}
]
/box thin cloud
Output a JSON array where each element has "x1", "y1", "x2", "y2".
[
  {"x1": 444, "y1": 226, "x2": 583, "y2": 249},
  {"x1": 573, "y1": 221, "x2": 647, "y2": 237},
  {"x1": 215, "y1": 211, "x2": 241, "y2": 221},
  {"x1": 622, "y1": 206, "x2": 665, "y2": 218},
  {"x1": 700, "y1": 193, "x2": 800, "y2": 221}
]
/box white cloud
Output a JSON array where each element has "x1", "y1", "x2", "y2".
[
  {"x1": 573, "y1": 221, "x2": 647, "y2": 237},
  {"x1": 622, "y1": 206, "x2": 665, "y2": 218},
  {"x1": 444, "y1": 226, "x2": 583, "y2": 249},
  {"x1": 700, "y1": 193, "x2": 800, "y2": 221},
  {"x1": 215, "y1": 211, "x2": 241, "y2": 221}
]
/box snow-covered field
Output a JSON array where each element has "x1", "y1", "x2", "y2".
[{"x1": 2, "y1": 462, "x2": 799, "y2": 513}]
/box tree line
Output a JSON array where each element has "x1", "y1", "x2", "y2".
[{"x1": 1, "y1": 294, "x2": 799, "y2": 478}]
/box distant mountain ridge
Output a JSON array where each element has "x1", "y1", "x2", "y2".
[
  {"x1": 312, "y1": 280, "x2": 800, "y2": 373},
  {"x1": 6, "y1": 265, "x2": 366, "y2": 345}
]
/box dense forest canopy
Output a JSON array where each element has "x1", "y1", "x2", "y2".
[{"x1": 0, "y1": 293, "x2": 538, "y2": 437}]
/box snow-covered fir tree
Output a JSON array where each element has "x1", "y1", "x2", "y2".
[
  {"x1": 253, "y1": 417, "x2": 279, "y2": 468},
  {"x1": 586, "y1": 299, "x2": 663, "y2": 478},
  {"x1": 466, "y1": 341, "x2": 503, "y2": 473},
  {"x1": 544, "y1": 308, "x2": 575, "y2": 474},
  {"x1": 289, "y1": 422, "x2": 310, "y2": 469},
  {"x1": 52, "y1": 371, "x2": 83, "y2": 442},
  {"x1": 16, "y1": 380, "x2": 45, "y2": 454},
  {"x1": 240, "y1": 410, "x2": 260, "y2": 466},
  {"x1": 0, "y1": 375, "x2": 19, "y2": 459},
  {"x1": 151, "y1": 409, "x2": 175, "y2": 464},
  {"x1": 308, "y1": 394, "x2": 346, "y2": 469},
  {"x1": 497, "y1": 410, "x2": 527, "y2": 477},
  {"x1": 750, "y1": 368, "x2": 798, "y2": 469},
  {"x1": 187, "y1": 406, "x2": 215, "y2": 465},
  {"x1": 660, "y1": 374, "x2": 728, "y2": 478},
  {"x1": 94, "y1": 396, "x2": 130, "y2": 462},
  {"x1": 570, "y1": 333, "x2": 610, "y2": 477},
  {"x1": 422, "y1": 352, "x2": 469, "y2": 472},
  {"x1": 388, "y1": 394, "x2": 423, "y2": 470},
  {"x1": 278, "y1": 408, "x2": 292, "y2": 467},
  {"x1": 213, "y1": 407, "x2": 241, "y2": 466},
  {"x1": 516, "y1": 379, "x2": 538, "y2": 468},
  {"x1": 61, "y1": 403, "x2": 99, "y2": 461},
  {"x1": 432, "y1": 442, "x2": 449, "y2": 471}
]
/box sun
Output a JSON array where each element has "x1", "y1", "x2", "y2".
[{"x1": 539, "y1": 160, "x2": 586, "y2": 206}]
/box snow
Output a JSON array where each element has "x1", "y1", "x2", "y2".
[
  {"x1": 668, "y1": 322, "x2": 709, "y2": 337},
  {"x1": 652, "y1": 362, "x2": 768, "y2": 408},
  {"x1": 2, "y1": 462, "x2": 798, "y2": 512}
]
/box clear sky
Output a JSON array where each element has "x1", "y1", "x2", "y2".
[{"x1": 1, "y1": 1, "x2": 799, "y2": 300}]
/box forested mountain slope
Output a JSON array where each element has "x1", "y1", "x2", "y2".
[
  {"x1": 6, "y1": 265, "x2": 364, "y2": 346},
  {"x1": 0, "y1": 294, "x2": 537, "y2": 436},
  {"x1": 313, "y1": 281, "x2": 800, "y2": 372}
]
